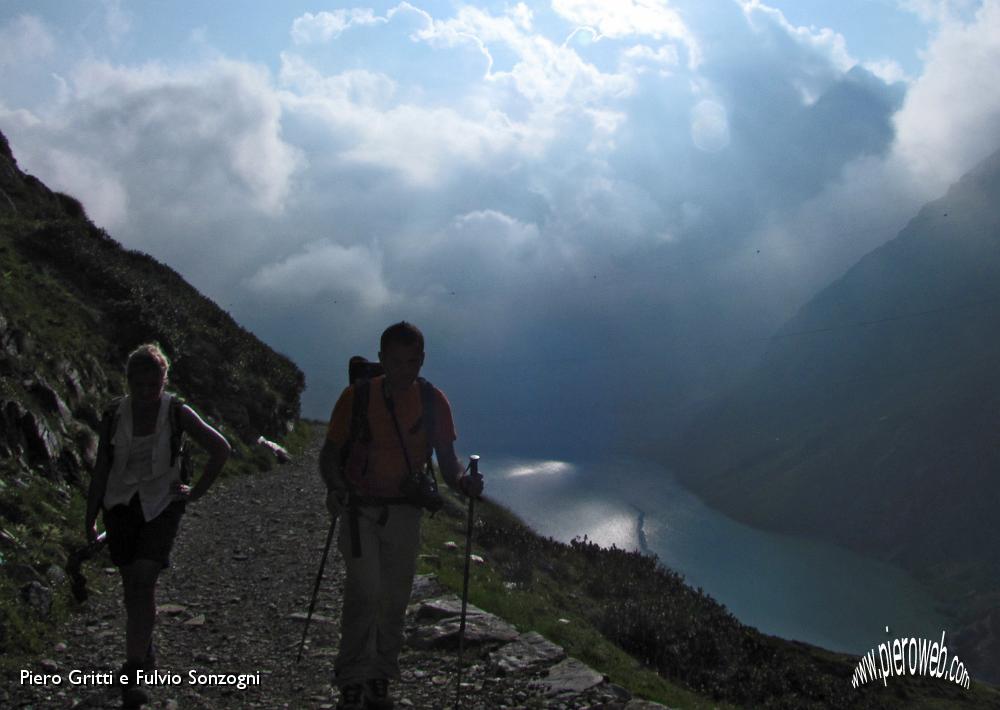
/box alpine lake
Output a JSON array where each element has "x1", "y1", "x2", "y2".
[{"x1": 481, "y1": 453, "x2": 954, "y2": 656}]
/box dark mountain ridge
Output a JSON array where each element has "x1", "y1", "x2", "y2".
[{"x1": 664, "y1": 146, "x2": 1000, "y2": 681}]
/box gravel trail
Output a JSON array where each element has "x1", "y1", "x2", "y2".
[{"x1": 7, "y1": 428, "x2": 658, "y2": 709}]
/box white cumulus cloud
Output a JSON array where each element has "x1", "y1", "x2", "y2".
[
  {"x1": 893, "y1": 0, "x2": 1000, "y2": 189},
  {"x1": 552, "y1": 0, "x2": 701, "y2": 67},
  {"x1": 15, "y1": 58, "x2": 299, "y2": 226},
  {"x1": 290, "y1": 8, "x2": 385, "y2": 44},
  {"x1": 0, "y1": 15, "x2": 55, "y2": 70},
  {"x1": 246, "y1": 240, "x2": 392, "y2": 309}
]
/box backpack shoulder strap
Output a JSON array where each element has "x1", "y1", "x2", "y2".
[
  {"x1": 340, "y1": 380, "x2": 371, "y2": 468},
  {"x1": 168, "y1": 394, "x2": 187, "y2": 467},
  {"x1": 94, "y1": 398, "x2": 124, "y2": 476},
  {"x1": 103, "y1": 396, "x2": 124, "y2": 417},
  {"x1": 418, "y1": 377, "x2": 436, "y2": 464},
  {"x1": 100, "y1": 397, "x2": 125, "y2": 439}
]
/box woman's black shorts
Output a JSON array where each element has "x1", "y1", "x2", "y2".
[{"x1": 103, "y1": 494, "x2": 186, "y2": 568}]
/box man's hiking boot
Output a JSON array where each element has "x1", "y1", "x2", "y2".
[
  {"x1": 336, "y1": 682, "x2": 365, "y2": 710},
  {"x1": 119, "y1": 661, "x2": 149, "y2": 709},
  {"x1": 365, "y1": 678, "x2": 395, "y2": 709}
]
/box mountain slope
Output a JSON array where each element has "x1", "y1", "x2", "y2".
[
  {"x1": 664, "y1": 147, "x2": 1000, "y2": 679},
  {"x1": 0, "y1": 128, "x2": 304, "y2": 657}
]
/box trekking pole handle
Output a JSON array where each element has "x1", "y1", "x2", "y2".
[{"x1": 469, "y1": 455, "x2": 479, "y2": 476}]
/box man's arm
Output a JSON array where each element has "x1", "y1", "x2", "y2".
[
  {"x1": 319, "y1": 438, "x2": 348, "y2": 515},
  {"x1": 320, "y1": 386, "x2": 353, "y2": 492},
  {"x1": 319, "y1": 439, "x2": 342, "y2": 491}
]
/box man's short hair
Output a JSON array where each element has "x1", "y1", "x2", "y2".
[{"x1": 380, "y1": 321, "x2": 424, "y2": 353}]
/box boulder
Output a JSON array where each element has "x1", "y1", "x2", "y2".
[
  {"x1": 410, "y1": 596, "x2": 521, "y2": 651},
  {"x1": 20, "y1": 581, "x2": 53, "y2": 617},
  {"x1": 256, "y1": 436, "x2": 290, "y2": 463},
  {"x1": 413, "y1": 595, "x2": 488, "y2": 623},
  {"x1": 20, "y1": 410, "x2": 60, "y2": 468},
  {"x1": 287, "y1": 612, "x2": 336, "y2": 625},
  {"x1": 58, "y1": 360, "x2": 86, "y2": 403},
  {"x1": 0, "y1": 398, "x2": 26, "y2": 450},
  {"x1": 491, "y1": 631, "x2": 566, "y2": 675},
  {"x1": 74, "y1": 402, "x2": 101, "y2": 432},
  {"x1": 28, "y1": 378, "x2": 72, "y2": 423},
  {"x1": 407, "y1": 612, "x2": 519, "y2": 650},
  {"x1": 3, "y1": 327, "x2": 32, "y2": 357},
  {"x1": 408, "y1": 615, "x2": 520, "y2": 650},
  {"x1": 410, "y1": 574, "x2": 446, "y2": 602},
  {"x1": 529, "y1": 657, "x2": 606, "y2": 697},
  {"x1": 45, "y1": 565, "x2": 67, "y2": 586},
  {"x1": 74, "y1": 425, "x2": 100, "y2": 469}
]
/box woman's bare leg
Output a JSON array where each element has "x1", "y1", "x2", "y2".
[{"x1": 120, "y1": 559, "x2": 161, "y2": 663}]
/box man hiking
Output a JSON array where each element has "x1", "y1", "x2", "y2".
[{"x1": 319, "y1": 321, "x2": 484, "y2": 709}]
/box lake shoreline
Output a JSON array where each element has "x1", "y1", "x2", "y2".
[{"x1": 481, "y1": 451, "x2": 957, "y2": 657}]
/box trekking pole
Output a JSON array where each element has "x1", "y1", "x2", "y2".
[
  {"x1": 297, "y1": 512, "x2": 339, "y2": 663},
  {"x1": 454, "y1": 455, "x2": 480, "y2": 709}
]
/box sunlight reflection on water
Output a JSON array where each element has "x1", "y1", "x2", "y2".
[
  {"x1": 506, "y1": 460, "x2": 574, "y2": 478},
  {"x1": 483, "y1": 452, "x2": 954, "y2": 655}
]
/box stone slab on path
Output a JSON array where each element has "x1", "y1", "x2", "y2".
[
  {"x1": 412, "y1": 594, "x2": 489, "y2": 622},
  {"x1": 491, "y1": 631, "x2": 566, "y2": 675},
  {"x1": 626, "y1": 699, "x2": 678, "y2": 709},
  {"x1": 410, "y1": 573, "x2": 446, "y2": 602},
  {"x1": 407, "y1": 609, "x2": 519, "y2": 650},
  {"x1": 530, "y1": 656, "x2": 607, "y2": 697}
]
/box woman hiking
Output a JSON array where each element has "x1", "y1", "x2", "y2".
[{"x1": 84, "y1": 343, "x2": 231, "y2": 708}]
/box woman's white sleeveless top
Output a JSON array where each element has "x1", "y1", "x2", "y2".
[{"x1": 103, "y1": 393, "x2": 183, "y2": 521}]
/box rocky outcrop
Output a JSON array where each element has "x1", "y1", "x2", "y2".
[{"x1": 408, "y1": 595, "x2": 520, "y2": 649}]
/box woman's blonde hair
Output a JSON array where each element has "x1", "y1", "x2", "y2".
[{"x1": 126, "y1": 342, "x2": 170, "y2": 381}]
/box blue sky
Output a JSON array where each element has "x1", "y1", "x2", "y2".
[{"x1": 2, "y1": 1, "x2": 999, "y2": 455}]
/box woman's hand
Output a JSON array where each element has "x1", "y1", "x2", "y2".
[
  {"x1": 85, "y1": 519, "x2": 99, "y2": 545},
  {"x1": 172, "y1": 481, "x2": 193, "y2": 501}
]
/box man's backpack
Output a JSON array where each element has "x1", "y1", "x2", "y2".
[
  {"x1": 338, "y1": 356, "x2": 437, "y2": 490},
  {"x1": 96, "y1": 395, "x2": 192, "y2": 482},
  {"x1": 339, "y1": 357, "x2": 442, "y2": 558}
]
